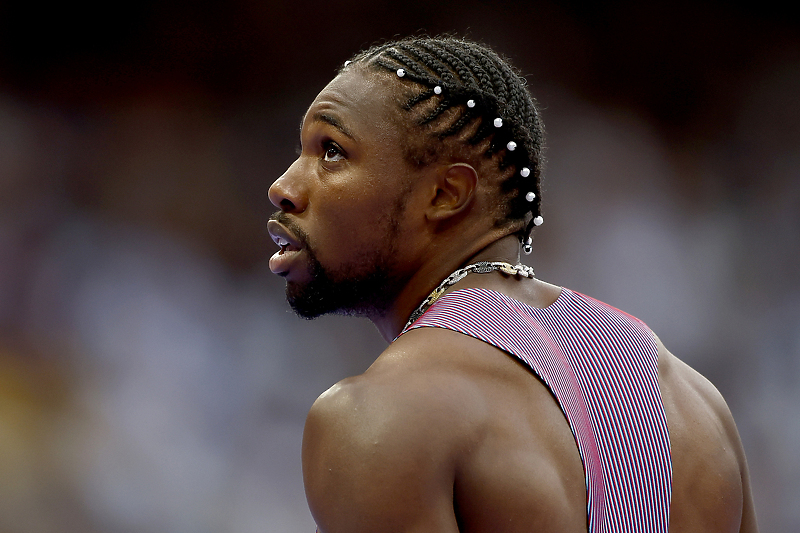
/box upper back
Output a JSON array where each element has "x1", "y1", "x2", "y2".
[
  {"x1": 395, "y1": 282, "x2": 757, "y2": 532},
  {"x1": 403, "y1": 286, "x2": 672, "y2": 532},
  {"x1": 303, "y1": 280, "x2": 757, "y2": 533}
]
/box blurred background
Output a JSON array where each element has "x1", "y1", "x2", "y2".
[{"x1": 0, "y1": 1, "x2": 798, "y2": 531}]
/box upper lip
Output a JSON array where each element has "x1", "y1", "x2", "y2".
[{"x1": 267, "y1": 219, "x2": 302, "y2": 251}]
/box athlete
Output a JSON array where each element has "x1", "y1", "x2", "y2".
[{"x1": 267, "y1": 36, "x2": 758, "y2": 533}]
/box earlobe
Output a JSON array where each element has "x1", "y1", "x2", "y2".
[{"x1": 427, "y1": 163, "x2": 478, "y2": 222}]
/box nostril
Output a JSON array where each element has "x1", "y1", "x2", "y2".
[{"x1": 279, "y1": 198, "x2": 296, "y2": 211}]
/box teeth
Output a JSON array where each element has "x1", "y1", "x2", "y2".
[{"x1": 276, "y1": 237, "x2": 289, "y2": 247}]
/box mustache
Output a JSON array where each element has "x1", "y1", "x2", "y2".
[{"x1": 269, "y1": 211, "x2": 311, "y2": 249}]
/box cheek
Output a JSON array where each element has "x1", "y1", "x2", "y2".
[
  {"x1": 307, "y1": 204, "x2": 366, "y2": 253},
  {"x1": 311, "y1": 199, "x2": 397, "y2": 259},
  {"x1": 322, "y1": 177, "x2": 394, "y2": 219},
  {"x1": 307, "y1": 164, "x2": 411, "y2": 259}
]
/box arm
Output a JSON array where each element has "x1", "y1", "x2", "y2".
[
  {"x1": 696, "y1": 369, "x2": 759, "y2": 533},
  {"x1": 738, "y1": 451, "x2": 758, "y2": 533},
  {"x1": 656, "y1": 335, "x2": 759, "y2": 532},
  {"x1": 302, "y1": 376, "x2": 462, "y2": 533},
  {"x1": 715, "y1": 395, "x2": 758, "y2": 533}
]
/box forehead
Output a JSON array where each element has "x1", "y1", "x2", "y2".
[{"x1": 303, "y1": 67, "x2": 406, "y2": 142}]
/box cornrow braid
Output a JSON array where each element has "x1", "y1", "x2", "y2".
[{"x1": 343, "y1": 36, "x2": 545, "y2": 250}]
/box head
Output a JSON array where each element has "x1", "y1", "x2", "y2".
[
  {"x1": 268, "y1": 35, "x2": 545, "y2": 319},
  {"x1": 347, "y1": 36, "x2": 545, "y2": 238}
]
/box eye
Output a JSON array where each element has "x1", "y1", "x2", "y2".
[{"x1": 322, "y1": 141, "x2": 345, "y2": 163}]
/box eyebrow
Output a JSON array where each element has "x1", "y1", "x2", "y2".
[{"x1": 302, "y1": 111, "x2": 357, "y2": 141}]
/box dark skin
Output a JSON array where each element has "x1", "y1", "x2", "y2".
[{"x1": 268, "y1": 67, "x2": 759, "y2": 533}]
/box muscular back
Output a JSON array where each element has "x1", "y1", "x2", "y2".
[
  {"x1": 658, "y1": 339, "x2": 758, "y2": 532},
  {"x1": 302, "y1": 279, "x2": 757, "y2": 533}
]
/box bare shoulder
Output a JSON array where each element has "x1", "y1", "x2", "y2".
[
  {"x1": 654, "y1": 334, "x2": 759, "y2": 533},
  {"x1": 304, "y1": 325, "x2": 590, "y2": 532},
  {"x1": 658, "y1": 339, "x2": 736, "y2": 438},
  {"x1": 305, "y1": 327, "x2": 489, "y2": 446},
  {"x1": 656, "y1": 335, "x2": 743, "y2": 459},
  {"x1": 302, "y1": 330, "x2": 487, "y2": 533}
]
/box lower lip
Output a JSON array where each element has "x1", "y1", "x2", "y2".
[{"x1": 269, "y1": 248, "x2": 302, "y2": 276}]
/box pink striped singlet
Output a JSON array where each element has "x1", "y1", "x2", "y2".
[{"x1": 399, "y1": 287, "x2": 672, "y2": 533}]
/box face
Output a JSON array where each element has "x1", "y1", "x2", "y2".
[{"x1": 268, "y1": 67, "x2": 424, "y2": 319}]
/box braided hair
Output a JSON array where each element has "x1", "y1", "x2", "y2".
[{"x1": 342, "y1": 36, "x2": 545, "y2": 249}]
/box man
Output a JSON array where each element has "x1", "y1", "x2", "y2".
[{"x1": 267, "y1": 36, "x2": 758, "y2": 532}]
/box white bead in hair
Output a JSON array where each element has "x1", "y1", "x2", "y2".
[
  {"x1": 533, "y1": 216, "x2": 544, "y2": 226},
  {"x1": 507, "y1": 141, "x2": 517, "y2": 151},
  {"x1": 344, "y1": 60, "x2": 352, "y2": 67},
  {"x1": 525, "y1": 191, "x2": 536, "y2": 202},
  {"x1": 493, "y1": 117, "x2": 503, "y2": 128},
  {"x1": 467, "y1": 99, "x2": 476, "y2": 108},
  {"x1": 520, "y1": 167, "x2": 530, "y2": 178},
  {"x1": 397, "y1": 68, "x2": 405, "y2": 77},
  {"x1": 433, "y1": 85, "x2": 442, "y2": 94}
]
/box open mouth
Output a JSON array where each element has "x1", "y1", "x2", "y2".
[
  {"x1": 268, "y1": 219, "x2": 302, "y2": 250},
  {"x1": 276, "y1": 237, "x2": 290, "y2": 255},
  {"x1": 273, "y1": 236, "x2": 299, "y2": 255},
  {"x1": 267, "y1": 219, "x2": 304, "y2": 275}
]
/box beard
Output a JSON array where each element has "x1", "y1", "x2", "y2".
[
  {"x1": 270, "y1": 211, "x2": 403, "y2": 320},
  {"x1": 286, "y1": 244, "x2": 398, "y2": 319}
]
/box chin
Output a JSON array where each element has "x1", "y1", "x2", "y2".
[
  {"x1": 285, "y1": 281, "x2": 332, "y2": 319},
  {"x1": 286, "y1": 286, "x2": 381, "y2": 320},
  {"x1": 282, "y1": 239, "x2": 400, "y2": 320},
  {"x1": 285, "y1": 272, "x2": 394, "y2": 321}
]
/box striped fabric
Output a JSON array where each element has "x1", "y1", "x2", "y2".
[{"x1": 400, "y1": 287, "x2": 672, "y2": 532}]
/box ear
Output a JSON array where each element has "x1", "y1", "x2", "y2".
[{"x1": 426, "y1": 163, "x2": 478, "y2": 222}]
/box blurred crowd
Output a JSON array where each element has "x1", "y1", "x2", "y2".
[{"x1": 1, "y1": 2, "x2": 798, "y2": 532}]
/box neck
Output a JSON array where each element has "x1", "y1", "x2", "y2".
[{"x1": 370, "y1": 233, "x2": 523, "y2": 342}]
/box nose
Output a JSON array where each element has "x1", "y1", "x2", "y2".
[{"x1": 268, "y1": 159, "x2": 308, "y2": 213}]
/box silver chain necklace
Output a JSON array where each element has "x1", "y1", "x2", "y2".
[{"x1": 403, "y1": 261, "x2": 535, "y2": 331}]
